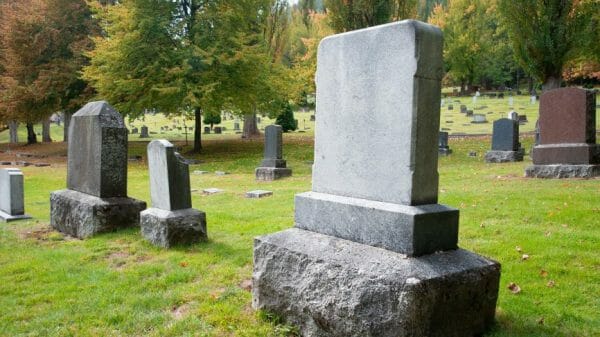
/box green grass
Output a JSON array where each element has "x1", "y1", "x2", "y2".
[{"x1": 0, "y1": 135, "x2": 599, "y2": 336}]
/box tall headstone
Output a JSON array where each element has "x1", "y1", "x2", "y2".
[
  {"x1": 252, "y1": 21, "x2": 500, "y2": 336},
  {"x1": 485, "y1": 118, "x2": 524, "y2": 163},
  {"x1": 255, "y1": 125, "x2": 292, "y2": 181},
  {"x1": 234, "y1": 122, "x2": 240, "y2": 131},
  {"x1": 50, "y1": 101, "x2": 146, "y2": 238},
  {"x1": 508, "y1": 110, "x2": 518, "y2": 120},
  {"x1": 140, "y1": 125, "x2": 149, "y2": 138},
  {"x1": 438, "y1": 131, "x2": 452, "y2": 155},
  {"x1": 0, "y1": 168, "x2": 31, "y2": 221},
  {"x1": 140, "y1": 140, "x2": 207, "y2": 248},
  {"x1": 526, "y1": 88, "x2": 599, "y2": 178}
]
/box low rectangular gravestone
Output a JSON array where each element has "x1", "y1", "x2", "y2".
[
  {"x1": 203, "y1": 126, "x2": 210, "y2": 134},
  {"x1": 140, "y1": 140, "x2": 207, "y2": 248},
  {"x1": 252, "y1": 20, "x2": 500, "y2": 337},
  {"x1": 255, "y1": 125, "x2": 292, "y2": 181},
  {"x1": 485, "y1": 118, "x2": 523, "y2": 163},
  {"x1": 50, "y1": 101, "x2": 146, "y2": 238},
  {"x1": 0, "y1": 168, "x2": 31, "y2": 221},
  {"x1": 527, "y1": 88, "x2": 599, "y2": 177}
]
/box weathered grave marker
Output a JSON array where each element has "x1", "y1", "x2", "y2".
[
  {"x1": 485, "y1": 118, "x2": 524, "y2": 163},
  {"x1": 255, "y1": 125, "x2": 292, "y2": 181},
  {"x1": 0, "y1": 168, "x2": 31, "y2": 221}
]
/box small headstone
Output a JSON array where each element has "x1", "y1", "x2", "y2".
[
  {"x1": 214, "y1": 127, "x2": 222, "y2": 134},
  {"x1": 438, "y1": 131, "x2": 452, "y2": 156},
  {"x1": 508, "y1": 110, "x2": 519, "y2": 121},
  {"x1": 234, "y1": 122, "x2": 240, "y2": 131},
  {"x1": 498, "y1": 93, "x2": 504, "y2": 99},
  {"x1": 0, "y1": 168, "x2": 32, "y2": 221},
  {"x1": 468, "y1": 151, "x2": 478, "y2": 157},
  {"x1": 193, "y1": 170, "x2": 209, "y2": 175},
  {"x1": 460, "y1": 105, "x2": 467, "y2": 113},
  {"x1": 50, "y1": 101, "x2": 146, "y2": 238},
  {"x1": 448, "y1": 104, "x2": 454, "y2": 110},
  {"x1": 140, "y1": 139, "x2": 207, "y2": 248},
  {"x1": 527, "y1": 88, "x2": 599, "y2": 178},
  {"x1": 255, "y1": 125, "x2": 292, "y2": 181},
  {"x1": 215, "y1": 171, "x2": 229, "y2": 176},
  {"x1": 140, "y1": 125, "x2": 149, "y2": 138},
  {"x1": 518, "y1": 115, "x2": 528, "y2": 124},
  {"x1": 246, "y1": 190, "x2": 273, "y2": 198},
  {"x1": 508, "y1": 97, "x2": 514, "y2": 106},
  {"x1": 34, "y1": 163, "x2": 51, "y2": 167},
  {"x1": 466, "y1": 110, "x2": 474, "y2": 116},
  {"x1": 203, "y1": 188, "x2": 223, "y2": 195},
  {"x1": 204, "y1": 126, "x2": 211, "y2": 134},
  {"x1": 471, "y1": 114, "x2": 487, "y2": 124},
  {"x1": 310, "y1": 115, "x2": 315, "y2": 121},
  {"x1": 485, "y1": 118, "x2": 523, "y2": 163}
]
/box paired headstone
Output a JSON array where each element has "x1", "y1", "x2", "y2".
[
  {"x1": 203, "y1": 126, "x2": 211, "y2": 134},
  {"x1": 131, "y1": 127, "x2": 139, "y2": 134},
  {"x1": 234, "y1": 122, "x2": 240, "y2": 131},
  {"x1": 526, "y1": 88, "x2": 599, "y2": 178},
  {"x1": 508, "y1": 110, "x2": 519, "y2": 121},
  {"x1": 471, "y1": 114, "x2": 488, "y2": 123},
  {"x1": 252, "y1": 20, "x2": 500, "y2": 336},
  {"x1": 255, "y1": 125, "x2": 292, "y2": 181},
  {"x1": 140, "y1": 140, "x2": 207, "y2": 248},
  {"x1": 213, "y1": 127, "x2": 222, "y2": 134},
  {"x1": 140, "y1": 125, "x2": 149, "y2": 138},
  {"x1": 485, "y1": 119, "x2": 524, "y2": 163},
  {"x1": 0, "y1": 168, "x2": 31, "y2": 221},
  {"x1": 50, "y1": 101, "x2": 146, "y2": 238},
  {"x1": 438, "y1": 131, "x2": 452, "y2": 155}
]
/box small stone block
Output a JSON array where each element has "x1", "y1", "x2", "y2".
[
  {"x1": 50, "y1": 189, "x2": 146, "y2": 239},
  {"x1": 0, "y1": 210, "x2": 32, "y2": 222},
  {"x1": 255, "y1": 167, "x2": 292, "y2": 181},
  {"x1": 140, "y1": 207, "x2": 207, "y2": 248},
  {"x1": 525, "y1": 164, "x2": 600, "y2": 178},
  {"x1": 485, "y1": 150, "x2": 523, "y2": 163},
  {"x1": 215, "y1": 171, "x2": 229, "y2": 176},
  {"x1": 203, "y1": 188, "x2": 223, "y2": 195},
  {"x1": 193, "y1": 170, "x2": 209, "y2": 175},
  {"x1": 246, "y1": 190, "x2": 273, "y2": 198}
]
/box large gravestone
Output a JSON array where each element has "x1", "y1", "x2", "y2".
[
  {"x1": 438, "y1": 131, "x2": 452, "y2": 155},
  {"x1": 252, "y1": 21, "x2": 500, "y2": 336},
  {"x1": 526, "y1": 88, "x2": 600, "y2": 178},
  {"x1": 50, "y1": 101, "x2": 146, "y2": 238},
  {"x1": 485, "y1": 118, "x2": 524, "y2": 163},
  {"x1": 140, "y1": 140, "x2": 207, "y2": 248},
  {"x1": 0, "y1": 168, "x2": 31, "y2": 221},
  {"x1": 255, "y1": 125, "x2": 292, "y2": 181}
]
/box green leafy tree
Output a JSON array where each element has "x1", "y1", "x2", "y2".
[
  {"x1": 202, "y1": 112, "x2": 221, "y2": 129},
  {"x1": 498, "y1": 0, "x2": 596, "y2": 90},
  {"x1": 325, "y1": 0, "x2": 418, "y2": 33},
  {"x1": 275, "y1": 102, "x2": 298, "y2": 132}
]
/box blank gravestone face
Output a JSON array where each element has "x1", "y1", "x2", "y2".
[
  {"x1": 491, "y1": 119, "x2": 518, "y2": 151},
  {"x1": 0, "y1": 168, "x2": 24, "y2": 215},
  {"x1": 313, "y1": 21, "x2": 443, "y2": 206},
  {"x1": 67, "y1": 101, "x2": 127, "y2": 198},
  {"x1": 147, "y1": 140, "x2": 191, "y2": 211},
  {"x1": 264, "y1": 125, "x2": 282, "y2": 159},
  {"x1": 539, "y1": 88, "x2": 596, "y2": 145}
]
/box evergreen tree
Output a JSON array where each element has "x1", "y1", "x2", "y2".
[{"x1": 275, "y1": 102, "x2": 297, "y2": 132}]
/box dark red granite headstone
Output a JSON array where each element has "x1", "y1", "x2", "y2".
[{"x1": 532, "y1": 88, "x2": 599, "y2": 165}]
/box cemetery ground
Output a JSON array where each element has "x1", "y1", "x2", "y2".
[{"x1": 0, "y1": 135, "x2": 598, "y2": 336}]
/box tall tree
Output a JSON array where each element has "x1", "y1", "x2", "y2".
[
  {"x1": 498, "y1": 0, "x2": 595, "y2": 91},
  {"x1": 325, "y1": 0, "x2": 417, "y2": 33}
]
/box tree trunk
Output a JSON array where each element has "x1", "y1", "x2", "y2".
[
  {"x1": 193, "y1": 107, "x2": 202, "y2": 152},
  {"x1": 242, "y1": 112, "x2": 260, "y2": 138},
  {"x1": 542, "y1": 76, "x2": 561, "y2": 92},
  {"x1": 42, "y1": 119, "x2": 52, "y2": 142},
  {"x1": 63, "y1": 111, "x2": 72, "y2": 142},
  {"x1": 9, "y1": 121, "x2": 18, "y2": 144},
  {"x1": 459, "y1": 81, "x2": 467, "y2": 96},
  {"x1": 528, "y1": 77, "x2": 534, "y2": 94},
  {"x1": 26, "y1": 123, "x2": 37, "y2": 145}
]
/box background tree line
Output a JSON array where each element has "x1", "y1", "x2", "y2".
[{"x1": 0, "y1": 0, "x2": 598, "y2": 146}]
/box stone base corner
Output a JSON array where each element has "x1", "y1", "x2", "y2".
[
  {"x1": 255, "y1": 167, "x2": 292, "y2": 181},
  {"x1": 525, "y1": 164, "x2": 600, "y2": 178},
  {"x1": 438, "y1": 148, "x2": 452, "y2": 156},
  {"x1": 0, "y1": 210, "x2": 32, "y2": 222},
  {"x1": 140, "y1": 207, "x2": 207, "y2": 248},
  {"x1": 50, "y1": 189, "x2": 146, "y2": 239},
  {"x1": 485, "y1": 150, "x2": 524, "y2": 163},
  {"x1": 253, "y1": 228, "x2": 500, "y2": 337}
]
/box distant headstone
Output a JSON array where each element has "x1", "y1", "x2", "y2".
[
  {"x1": 203, "y1": 188, "x2": 223, "y2": 195},
  {"x1": 508, "y1": 96, "x2": 514, "y2": 106},
  {"x1": 0, "y1": 168, "x2": 31, "y2": 221},
  {"x1": 466, "y1": 109, "x2": 474, "y2": 116},
  {"x1": 140, "y1": 125, "x2": 149, "y2": 138},
  {"x1": 508, "y1": 110, "x2": 518, "y2": 121},
  {"x1": 530, "y1": 95, "x2": 536, "y2": 104},
  {"x1": 460, "y1": 105, "x2": 467, "y2": 113},
  {"x1": 448, "y1": 104, "x2": 454, "y2": 110},
  {"x1": 204, "y1": 126, "x2": 211, "y2": 134},
  {"x1": 527, "y1": 88, "x2": 599, "y2": 178},
  {"x1": 246, "y1": 190, "x2": 273, "y2": 198},
  {"x1": 140, "y1": 140, "x2": 207, "y2": 248},
  {"x1": 252, "y1": 20, "x2": 500, "y2": 337},
  {"x1": 215, "y1": 171, "x2": 229, "y2": 176},
  {"x1": 471, "y1": 114, "x2": 487, "y2": 123},
  {"x1": 214, "y1": 127, "x2": 222, "y2": 134},
  {"x1": 255, "y1": 125, "x2": 292, "y2": 181},
  {"x1": 132, "y1": 127, "x2": 139, "y2": 134},
  {"x1": 50, "y1": 101, "x2": 146, "y2": 238},
  {"x1": 438, "y1": 131, "x2": 452, "y2": 156},
  {"x1": 234, "y1": 122, "x2": 240, "y2": 131},
  {"x1": 498, "y1": 92, "x2": 504, "y2": 99},
  {"x1": 310, "y1": 115, "x2": 315, "y2": 121},
  {"x1": 518, "y1": 115, "x2": 528, "y2": 124},
  {"x1": 485, "y1": 119, "x2": 523, "y2": 163}
]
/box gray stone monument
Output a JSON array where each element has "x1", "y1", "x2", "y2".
[
  {"x1": 140, "y1": 140, "x2": 207, "y2": 248},
  {"x1": 252, "y1": 20, "x2": 500, "y2": 337},
  {"x1": 203, "y1": 126, "x2": 211, "y2": 134},
  {"x1": 255, "y1": 125, "x2": 292, "y2": 181},
  {"x1": 471, "y1": 113, "x2": 488, "y2": 123},
  {"x1": 0, "y1": 168, "x2": 31, "y2": 221},
  {"x1": 50, "y1": 101, "x2": 146, "y2": 238},
  {"x1": 438, "y1": 131, "x2": 452, "y2": 155},
  {"x1": 140, "y1": 125, "x2": 149, "y2": 138},
  {"x1": 234, "y1": 122, "x2": 240, "y2": 131},
  {"x1": 213, "y1": 127, "x2": 222, "y2": 134},
  {"x1": 485, "y1": 118, "x2": 524, "y2": 163}
]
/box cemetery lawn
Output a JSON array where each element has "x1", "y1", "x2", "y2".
[{"x1": 0, "y1": 135, "x2": 599, "y2": 337}]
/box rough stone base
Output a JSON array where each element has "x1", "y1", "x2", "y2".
[
  {"x1": 253, "y1": 228, "x2": 500, "y2": 337},
  {"x1": 525, "y1": 164, "x2": 600, "y2": 178},
  {"x1": 0, "y1": 210, "x2": 32, "y2": 222},
  {"x1": 140, "y1": 208, "x2": 207, "y2": 248},
  {"x1": 438, "y1": 148, "x2": 452, "y2": 156},
  {"x1": 255, "y1": 167, "x2": 292, "y2": 181},
  {"x1": 50, "y1": 189, "x2": 146, "y2": 238},
  {"x1": 485, "y1": 150, "x2": 524, "y2": 163}
]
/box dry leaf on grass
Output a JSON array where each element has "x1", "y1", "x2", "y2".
[
  {"x1": 540, "y1": 270, "x2": 548, "y2": 277},
  {"x1": 507, "y1": 282, "x2": 521, "y2": 294},
  {"x1": 547, "y1": 280, "x2": 556, "y2": 288},
  {"x1": 521, "y1": 254, "x2": 530, "y2": 261}
]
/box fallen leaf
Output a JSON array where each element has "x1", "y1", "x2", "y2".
[
  {"x1": 515, "y1": 246, "x2": 522, "y2": 252},
  {"x1": 540, "y1": 270, "x2": 548, "y2": 277},
  {"x1": 508, "y1": 282, "x2": 521, "y2": 294},
  {"x1": 545, "y1": 231, "x2": 552, "y2": 237},
  {"x1": 480, "y1": 223, "x2": 485, "y2": 228},
  {"x1": 179, "y1": 261, "x2": 189, "y2": 268},
  {"x1": 537, "y1": 317, "x2": 545, "y2": 325},
  {"x1": 547, "y1": 280, "x2": 556, "y2": 288},
  {"x1": 521, "y1": 254, "x2": 530, "y2": 261},
  {"x1": 239, "y1": 279, "x2": 252, "y2": 292},
  {"x1": 561, "y1": 224, "x2": 568, "y2": 228}
]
